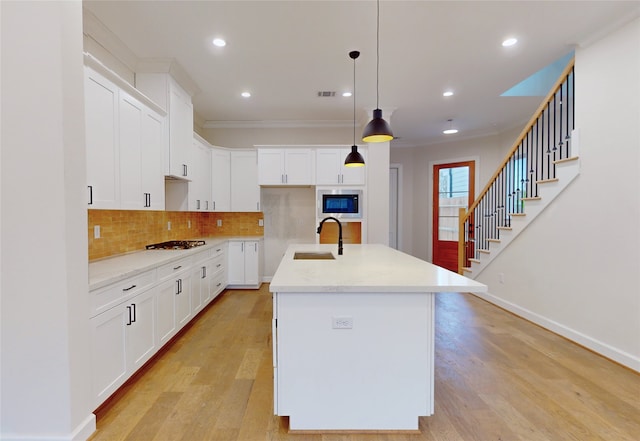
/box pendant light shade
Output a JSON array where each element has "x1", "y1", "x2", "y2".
[
  {"x1": 362, "y1": 0, "x2": 393, "y2": 143},
  {"x1": 345, "y1": 145, "x2": 365, "y2": 167},
  {"x1": 362, "y1": 109, "x2": 393, "y2": 143},
  {"x1": 345, "y1": 50, "x2": 365, "y2": 167}
]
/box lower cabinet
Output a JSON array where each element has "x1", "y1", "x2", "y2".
[
  {"x1": 227, "y1": 240, "x2": 261, "y2": 287},
  {"x1": 90, "y1": 288, "x2": 156, "y2": 407}
]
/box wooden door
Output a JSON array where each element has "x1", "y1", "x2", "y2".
[{"x1": 433, "y1": 161, "x2": 475, "y2": 272}]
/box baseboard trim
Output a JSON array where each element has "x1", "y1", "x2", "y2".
[
  {"x1": 471, "y1": 291, "x2": 640, "y2": 373},
  {"x1": 1, "y1": 414, "x2": 96, "y2": 441}
]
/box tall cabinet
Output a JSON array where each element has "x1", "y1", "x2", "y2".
[{"x1": 230, "y1": 150, "x2": 260, "y2": 212}]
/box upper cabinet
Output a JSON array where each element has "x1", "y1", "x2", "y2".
[
  {"x1": 85, "y1": 64, "x2": 166, "y2": 210},
  {"x1": 189, "y1": 134, "x2": 212, "y2": 211},
  {"x1": 211, "y1": 148, "x2": 231, "y2": 212},
  {"x1": 136, "y1": 73, "x2": 194, "y2": 180},
  {"x1": 230, "y1": 150, "x2": 260, "y2": 212},
  {"x1": 316, "y1": 147, "x2": 366, "y2": 186},
  {"x1": 85, "y1": 66, "x2": 119, "y2": 209},
  {"x1": 257, "y1": 148, "x2": 314, "y2": 186}
]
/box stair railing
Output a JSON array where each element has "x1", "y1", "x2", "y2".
[{"x1": 458, "y1": 59, "x2": 575, "y2": 274}]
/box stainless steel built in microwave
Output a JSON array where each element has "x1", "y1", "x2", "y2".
[{"x1": 317, "y1": 189, "x2": 363, "y2": 219}]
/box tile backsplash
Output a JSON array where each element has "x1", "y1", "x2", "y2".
[{"x1": 88, "y1": 210, "x2": 264, "y2": 261}]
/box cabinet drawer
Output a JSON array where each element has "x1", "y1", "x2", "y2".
[
  {"x1": 157, "y1": 257, "x2": 192, "y2": 280},
  {"x1": 192, "y1": 249, "x2": 210, "y2": 263},
  {"x1": 210, "y1": 243, "x2": 226, "y2": 258},
  {"x1": 211, "y1": 253, "x2": 225, "y2": 273},
  {"x1": 90, "y1": 269, "x2": 156, "y2": 317},
  {"x1": 210, "y1": 269, "x2": 226, "y2": 299}
]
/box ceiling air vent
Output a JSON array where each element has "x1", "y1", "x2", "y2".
[{"x1": 317, "y1": 91, "x2": 336, "y2": 97}]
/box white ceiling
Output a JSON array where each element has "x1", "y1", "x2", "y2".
[{"x1": 83, "y1": 0, "x2": 640, "y2": 148}]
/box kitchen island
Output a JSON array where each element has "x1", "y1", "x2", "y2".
[{"x1": 269, "y1": 243, "x2": 487, "y2": 432}]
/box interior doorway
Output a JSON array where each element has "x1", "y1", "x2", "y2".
[{"x1": 432, "y1": 160, "x2": 475, "y2": 272}]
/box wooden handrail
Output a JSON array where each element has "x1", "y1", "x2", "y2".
[{"x1": 458, "y1": 58, "x2": 575, "y2": 274}]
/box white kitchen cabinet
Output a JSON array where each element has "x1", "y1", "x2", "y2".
[
  {"x1": 257, "y1": 148, "x2": 313, "y2": 185},
  {"x1": 230, "y1": 150, "x2": 260, "y2": 212},
  {"x1": 90, "y1": 287, "x2": 156, "y2": 407},
  {"x1": 85, "y1": 64, "x2": 165, "y2": 210},
  {"x1": 175, "y1": 273, "x2": 192, "y2": 328},
  {"x1": 85, "y1": 66, "x2": 119, "y2": 209},
  {"x1": 228, "y1": 240, "x2": 261, "y2": 287},
  {"x1": 155, "y1": 278, "x2": 177, "y2": 347},
  {"x1": 136, "y1": 73, "x2": 194, "y2": 179},
  {"x1": 211, "y1": 148, "x2": 231, "y2": 212},
  {"x1": 141, "y1": 108, "x2": 166, "y2": 210},
  {"x1": 316, "y1": 148, "x2": 366, "y2": 186},
  {"x1": 187, "y1": 136, "x2": 212, "y2": 211},
  {"x1": 118, "y1": 91, "x2": 144, "y2": 210}
]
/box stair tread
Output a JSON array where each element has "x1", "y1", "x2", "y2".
[
  {"x1": 469, "y1": 258, "x2": 481, "y2": 263},
  {"x1": 509, "y1": 213, "x2": 526, "y2": 217},
  {"x1": 488, "y1": 238, "x2": 501, "y2": 243},
  {"x1": 497, "y1": 226, "x2": 512, "y2": 230},
  {"x1": 554, "y1": 156, "x2": 579, "y2": 164},
  {"x1": 462, "y1": 267, "x2": 472, "y2": 273},
  {"x1": 477, "y1": 249, "x2": 490, "y2": 254},
  {"x1": 537, "y1": 178, "x2": 559, "y2": 184},
  {"x1": 521, "y1": 197, "x2": 542, "y2": 201}
]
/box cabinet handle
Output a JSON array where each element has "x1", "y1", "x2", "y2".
[
  {"x1": 241, "y1": 242, "x2": 244, "y2": 252},
  {"x1": 143, "y1": 193, "x2": 151, "y2": 208},
  {"x1": 202, "y1": 266, "x2": 206, "y2": 279},
  {"x1": 176, "y1": 278, "x2": 182, "y2": 294},
  {"x1": 255, "y1": 243, "x2": 258, "y2": 252},
  {"x1": 132, "y1": 303, "x2": 137, "y2": 323},
  {"x1": 216, "y1": 282, "x2": 222, "y2": 288},
  {"x1": 173, "y1": 265, "x2": 182, "y2": 270},
  {"x1": 216, "y1": 248, "x2": 221, "y2": 252},
  {"x1": 88, "y1": 186, "x2": 93, "y2": 205},
  {"x1": 216, "y1": 263, "x2": 221, "y2": 268},
  {"x1": 285, "y1": 174, "x2": 288, "y2": 183},
  {"x1": 148, "y1": 193, "x2": 151, "y2": 207},
  {"x1": 213, "y1": 201, "x2": 216, "y2": 210},
  {"x1": 196, "y1": 199, "x2": 200, "y2": 210},
  {"x1": 183, "y1": 164, "x2": 188, "y2": 176},
  {"x1": 122, "y1": 284, "x2": 137, "y2": 292},
  {"x1": 126, "y1": 306, "x2": 132, "y2": 326},
  {"x1": 205, "y1": 201, "x2": 209, "y2": 210}
]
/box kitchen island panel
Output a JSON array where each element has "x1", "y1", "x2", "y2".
[{"x1": 275, "y1": 290, "x2": 434, "y2": 431}]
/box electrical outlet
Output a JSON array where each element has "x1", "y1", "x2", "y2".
[
  {"x1": 217, "y1": 219, "x2": 222, "y2": 227},
  {"x1": 94, "y1": 225, "x2": 100, "y2": 239},
  {"x1": 332, "y1": 316, "x2": 353, "y2": 329},
  {"x1": 187, "y1": 220, "x2": 191, "y2": 229},
  {"x1": 259, "y1": 219, "x2": 264, "y2": 227},
  {"x1": 167, "y1": 221, "x2": 171, "y2": 231}
]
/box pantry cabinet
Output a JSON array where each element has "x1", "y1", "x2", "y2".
[
  {"x1": 211, "y1": 148, "x2": 231, "y2": 212},
  {"x1": 228, "y1": 240, "x2": 261, "y2": 287},
  {"x1": 316, "y1": 147, "x2": 366, "y2": 185},
  {"x1": 257, "y1": 148, "x2": 313, "y2": 185},
  {"x1": 230, "y1": 150, "x2": 260, "y2": 212}
]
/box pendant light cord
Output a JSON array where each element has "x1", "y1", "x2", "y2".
[
  {"x1": 376, "y1": 0, "x2": 380, "y2": 109},
  {"x1": 353, "y1": 54, "x2": 357, "y2": 145}
]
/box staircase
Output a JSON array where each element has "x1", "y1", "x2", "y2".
[{"x1": 459, "y1": 59, "x2": 579, "y2": 278}]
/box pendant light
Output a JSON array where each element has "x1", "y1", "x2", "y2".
[
  {"x1": 362, "y1": 0, "x2": 393, "y2": 143},
  {"x1": 345, "y1": 51, "x2": 365, "y2": 167}
]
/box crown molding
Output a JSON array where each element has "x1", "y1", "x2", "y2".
[
  {"x1": 203, "y1": 120, "x2": 355, "y2": 129},
  {"x1": 136, "y1": 58, "x2": 201, "y2": 98},
  {"x1": 82, "y1": 9, "x2": 138, "y2": 73}
]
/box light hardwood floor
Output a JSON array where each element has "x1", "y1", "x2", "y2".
[{"x1": 89, "y1": 284, "x2": 640, "y2": 441}]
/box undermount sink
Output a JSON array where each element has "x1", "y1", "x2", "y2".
[{"x1": 293, "y1": 251, "x2": 335, "y2": 260}]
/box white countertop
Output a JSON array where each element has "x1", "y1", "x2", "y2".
[
  {"x1": 270, "y1": 243, "x2": 487, "y2": 293},
  {"x1": 89, "y1": 236, "x2": 262, "y2": 290}
]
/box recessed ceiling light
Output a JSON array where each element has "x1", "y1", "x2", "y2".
[
  {"x1": 241, "y1": 92, "x2": 251, "y2": 98},
  {"x1": 213, "y1": 38, "x2": 226, "y2": 47},
  {"x1": 502, "y1": 37, "x2": 518, "y2": 47},
  {"x1": 342, "y1": 92, "x2": 352, "y2": 97},
  {"x1": 443, "y1": 91, "x2": 454, "y2": 97}
]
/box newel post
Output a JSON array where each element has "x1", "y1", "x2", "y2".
[{"x1": 458, "y1": 207, "x2": 466, "y2": 275}]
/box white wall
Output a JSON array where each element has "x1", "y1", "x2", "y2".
[
  {"x1": 1, "y1": 1, "x2": 95, "y2": 439},
  {"x1": 475, "y1": 18, "x2": 640, "y2": 370}
]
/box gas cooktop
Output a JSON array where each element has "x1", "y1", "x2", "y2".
[{"x1": 145, "y1": 240, "x2": 206, "y2": 250}]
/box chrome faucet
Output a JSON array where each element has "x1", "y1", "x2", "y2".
[{"x1": 317, "y1": 216, "x2": 343, "y2": 255}]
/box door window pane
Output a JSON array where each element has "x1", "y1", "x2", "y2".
[{"x1": 438, "y1": 166, "x2": 469, "y2": 241}]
